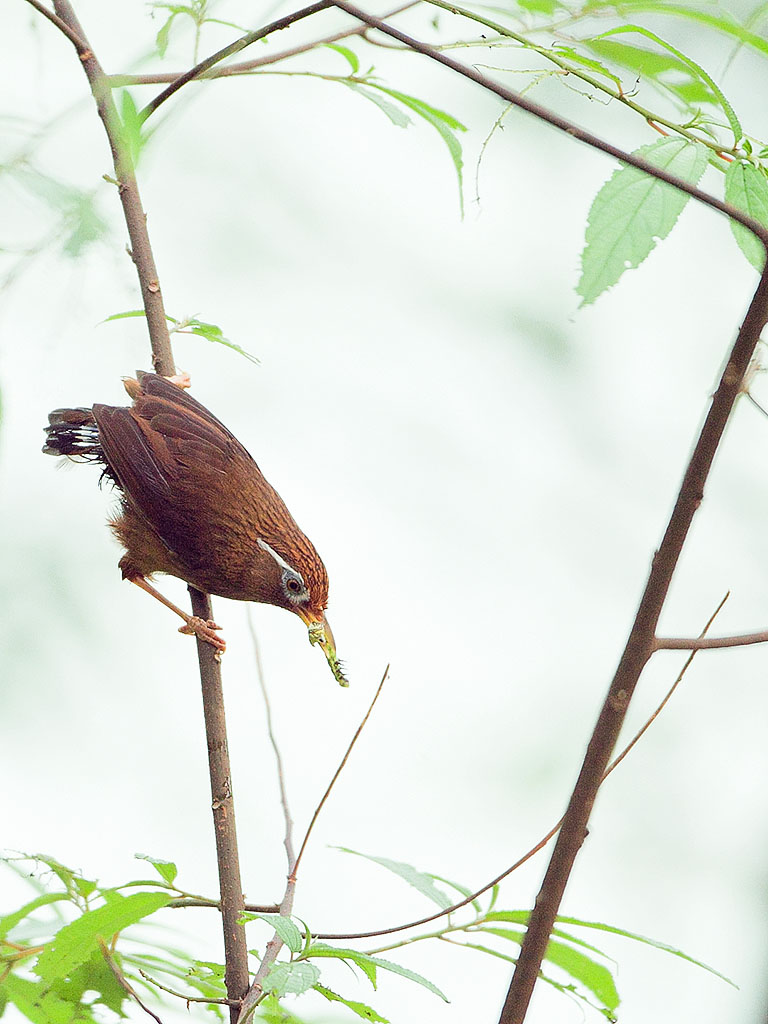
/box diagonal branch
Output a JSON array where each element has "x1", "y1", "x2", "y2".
[{"x1": 138, "y1": 0, "x2": 336, "y2": 123}]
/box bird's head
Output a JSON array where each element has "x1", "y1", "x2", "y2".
[{"x1": 256, "y1": 538, "x2": 348, "y2": 686}]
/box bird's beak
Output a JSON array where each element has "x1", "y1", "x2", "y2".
[{"x1": 298, "y1": 609, "x2": 348, "y2": 687}]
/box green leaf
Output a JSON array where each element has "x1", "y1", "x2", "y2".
[
  {"x1": 134, "y1": 853, "x2": 178, "y2": 886},
  {"x1": 258, "y1": 992, "x2": 310, "y2": 1024},
  {"x1": 580, "y1": 38, "x2": 713, "y2": 104},
  {"x1": 263, "y1": 961, "x2": 320, "y2": 996},
  {"x1": 34, "y1": 892, "x2": 171, "y2": 983},
  {"x1": 725, "y1": 162, "x2": 768, "y2": 271},
  {"x1": 245, "y1": 913, "x2": 303, "y2": 953},
  {"x1": 577, "y1": 138, "x2": 709, "y2": 305},
  {"x1": 49, "y1": 947, "x2": 129, "y2": 1016},
  {"x1": 553, "y1": 914, "x2": 737, "y2": 987},
  {"x1": 544, "y1": 939, "x2": 619, "y2": 1014},
  {"x1": 593, "y1": 25, "x2": 742, "y2": 142},
  {"x1": 368, "y1": 85, "x2": 467, "y2": 216},
  {"x1": 101, "y1": 309, "x2": 152, "y2": 323},
  {"x1": 343, "y1": 82, "x2": 411, "y2": 128},
  {"x1": 303, "y1": 944, "x2": 448, "y2": 1001},
  {"x1": 0, "y1": 974, "x2": 80, "y2": 1024},
  {"x1": 179, "y1": 317, "x2": 260, "y2": 365},
  {"x1": 551, "y1": 44, "x2": 623, "y2": 89},
  {"x1": 324, "y1": 42, "x2": 360, "y2": 73},
  {"x1": 0, "y1": 893, "x2": 71, "y2": 939},
  {"x1": 313, "y1": 983, "x2": 389, "y2": 1022},
  {"x1": 334, "y1": 848, "x2": 453, "y2": 909},
  {"x1": 155, "y1": 12, "x2": 181, "y2": 57},
  {"x1": 606, "y1": 2, "x2": 768, "y2": 61},
  {"x1": 119, "y1": 89, "x2": 153, "y2": 166}
]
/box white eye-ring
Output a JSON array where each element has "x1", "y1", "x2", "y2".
[{"x1": 282, "y1": 570, "x2": 309, "y2": 604}]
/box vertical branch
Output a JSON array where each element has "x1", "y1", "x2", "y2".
[
  {"x1": 52, "y1": 0, "x2": 175, "y2": 375},
  {"x1": 38, "y1": 3, "x2": 250, "y2": 1015},
  {"x1": 190, "y1": 587, "x2": 250, "y2": 1019}
]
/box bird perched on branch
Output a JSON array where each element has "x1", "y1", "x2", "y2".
[{"x1": 43, "y1": 371, "x2": 347, "y2": 686}]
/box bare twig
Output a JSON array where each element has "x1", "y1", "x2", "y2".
[
  {"x1": 168, "y1": 897, "x2": 279, "y2": 912},
  {"x1": 236, "y1": 666, "x2": 389, "y2": 1022},
  {"x1": 654, "y1": 629, "x2": 768, "y2": 650},
  {"x1": 137, "y1": 968, "x2": 239, "y2": 1006},
  {"x1": 292, "y1": 665, "x2": 389, "y2": 877},
  {"x1": 98, "y1": 939, "x2": 166, "y2": 1024},
  {"x1": 108, "y1": 2, "x2": 418, "y2": 87},
  {"x1": 247, "y1": 610, "x2": 296, "y2": 871},
  {"x1": 21, "y1": 0, "x2": 87, "y2": 51},
  {"x1": 139, "y1": 0, "x2": 336, "y2": 123}
]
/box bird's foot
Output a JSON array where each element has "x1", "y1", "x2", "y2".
[
  {"x1": 179, "y1": 616, "x2": 226, "y2": 655},
  {"x1": 164, "y1": 371, "x2": 192, "y2": 390}
]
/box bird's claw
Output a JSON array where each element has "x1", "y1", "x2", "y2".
[{"x1": 179, "y1": 616, "x2": 226, "y2": 654}]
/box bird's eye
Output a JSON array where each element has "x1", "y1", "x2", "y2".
[
  {"x1": 281, "y1": 569, "x2": 308, "y2": 603},
  {"x1": 286, "y1": 578, "x2": 302, "y2": 594}
]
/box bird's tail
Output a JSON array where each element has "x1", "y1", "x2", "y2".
[{"x1": 42, "y1": 407, "x2": 104, "y2": 462}]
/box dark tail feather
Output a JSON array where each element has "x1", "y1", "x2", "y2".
[{"x1": 43, "y1": 407, "x2": 103, "y2": 461}]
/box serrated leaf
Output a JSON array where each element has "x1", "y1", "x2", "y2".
[
  {"x1": 1, "y1": 974, "x2": 79, "y2": 1024},
  {"x1": 334, "y1": 848, "x2": 453, "y2": 909},
  {"x1": 725, "y1": 162, "x2": 768, "y2": 271},
  {"x1": 134, "y1": 854, "x2": 178, "y2": 885},
  {"x1": 0, "y1": 893, "x2": 71, "y2": 939},
  {"x1": 325, "y1": 42, "x2": 359, "y2": 73},
  {"x1": 593, "y1": 25, "x2": 741, "y2": 142},
  {"x1": 314, "y1": 982, "x2": 389, "y2": 1021},
  {"x1": 343, "y1": 82, "x2": 411, "y2": 128},
  {"x1": 577, "y1": 138, "x2": 709, "y2": 305},
  {"x1": 263, "y1": 961, "x2": 320, "y2": 996},
  {"x1": 50, "y1": 947, "x2": 129, "y2": 1015},
  {"x1": 303, "y1": 944, "x2": 448, "y2": 1001},
  {"x1": 34, "y1": 892, "x2": 171, "y2": 983},
  {"x1": 248, "y1": 913, "x2": 303, "y2": 953}
]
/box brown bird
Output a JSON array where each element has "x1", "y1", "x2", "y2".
[{"x1": 43, "y1": 371, "x2": 347, "y2": 685}]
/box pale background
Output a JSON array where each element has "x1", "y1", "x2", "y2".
[{"x1": 2, "y1": 2, "x2": 768, "y2": 1023}]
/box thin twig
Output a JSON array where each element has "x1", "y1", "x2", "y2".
[
  {"x1": 654, "y1": 629, "x2": 768, "y2": 650},
  {"x1": 313, "y1": 593, "x2": 728, "y2": 940},
  {"x1": 246, "y1": 609, "x2": 296, "y2": 871},
  {"x1": 168, "y1": 897, "x2": 279, "y2": 912},
  {"x1": 137, "y1": 968, "x2": 239, "y2": 1006},
  {"x1": 139, "y1": 0, "x2": 336, "y2": 123},
  {"x1": 21, "y1": 0, "x2": 88, "y2": 51},
  {"x1": 237, "y1": 665, "x2": 389, "y2": 1023},
  {"x1": 292, "y1": 665, "x2": 389, "y2": 878},
  {"x1": 98, "y1": 940, "x2": 165, "y2": 1024},
  {"x1": 107, "y1": 2, "x2": 419, "y2": 87}
]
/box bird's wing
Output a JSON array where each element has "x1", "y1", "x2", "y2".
[{"x1": 93, "y1": 375, "x2": 258, "y2": 568}]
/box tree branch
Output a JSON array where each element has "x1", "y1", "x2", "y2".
[
  {"x1": 31, "y1": 4, "x2": 250, "y2": 1018},
  {"x1": 46, "y1": 0, "x2": 175, "y2": 375},
  {"x1": 189, "y1": 586, "x2": 250, "y2": 1021}
]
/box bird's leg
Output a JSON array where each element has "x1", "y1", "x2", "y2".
[{"x1": 127, "y1": 575, "x2": 226, "y2": 654}]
